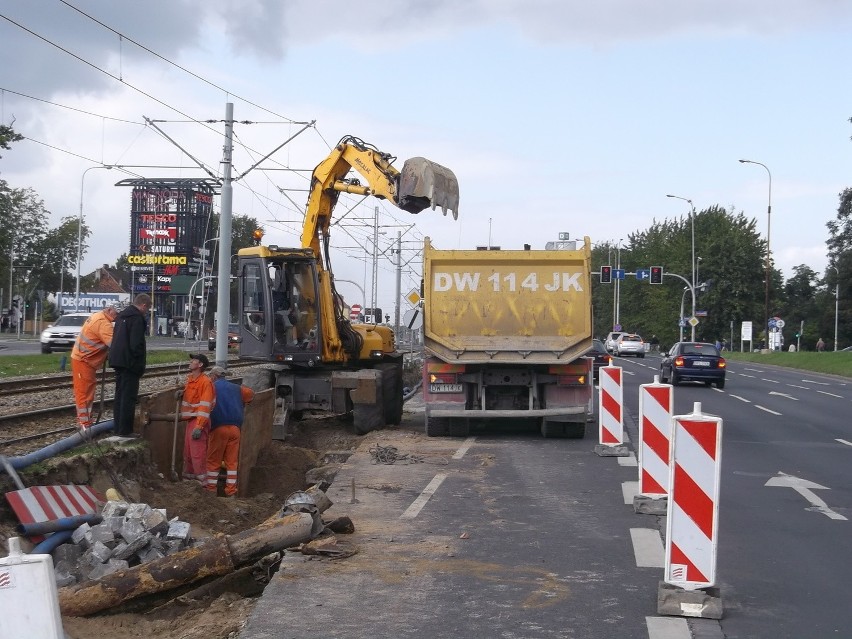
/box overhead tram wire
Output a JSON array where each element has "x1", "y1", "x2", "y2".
[
  {"x1": 58, "y1": 0, "x2": 307, "y2": 125},
  {"x1": 0, "y1": 87, "x2": 142, "y2": 126}
]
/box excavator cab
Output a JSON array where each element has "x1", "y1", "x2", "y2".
[{"x1": 237, "y1": 248, "x2": 323, "y2": 366}]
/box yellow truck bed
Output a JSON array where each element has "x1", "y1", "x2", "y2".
[{"x1": 423, "y1": 237, "x2": 593, "y2": 365}]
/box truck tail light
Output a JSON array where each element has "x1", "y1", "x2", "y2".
[{"x1": 429, "y1": 373, "x2": 458, "y2": 384}]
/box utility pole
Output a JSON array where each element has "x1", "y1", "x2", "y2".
[
  {"x1": 215, "y1": 102, "x2": 235, "y2": 367},
  {"x1": 371, "y1": 206, "x2": 379, "y2": 322},
  {"x1": 394, "y1": 231, "x2": 402, "y2": 334}
]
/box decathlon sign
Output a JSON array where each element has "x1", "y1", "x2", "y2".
[{"x1": 58, "y1": 293, "x2": 127, "y2": 312}]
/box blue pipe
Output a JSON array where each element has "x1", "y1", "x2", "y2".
[
  {"x1": 9, "y1": 420, "x2": 115, "y2": 470},
  {"x1": 31, "y1": 529, "x2": 73, "y2": 554},
  {"x1": 17, "y1": 513, "x2": 103, "y2": 536}
]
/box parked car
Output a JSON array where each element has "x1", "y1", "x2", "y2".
[
  {"x1": 660, "y1": 341, "x2": 726, "y2": 388},
  {"x1": 586, "y1": 338, "x2": 612, "y2": 381},
  {"x1": 208, "y1": 323, "x2": 241, "y2": 351},
  {"x1": 604, "y1": 331, "x2": 623, "y2": 353},
  {"x1": 40, "y1": 313, "x2": 92, "y2": 354},
  {"x1": 615, "y1": 333, "x2": 645, "y2": 358}
]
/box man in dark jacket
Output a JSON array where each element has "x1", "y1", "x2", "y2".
[{"x1": 108, "y1": 293, "x2": 152, "y2": 438}]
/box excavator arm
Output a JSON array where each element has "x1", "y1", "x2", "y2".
[{"x1": 303, "y1": 136, "x2": 459, "y2": 363}]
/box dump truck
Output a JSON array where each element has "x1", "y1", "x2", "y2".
[
  {"x1": 237, "y1": 136, "x2": 459, "y2": 438},
  {"x1": 422, "y1": 237, "x2": 594, "y2": 437}
]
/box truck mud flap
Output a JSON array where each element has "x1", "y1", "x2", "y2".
[{"x1": 398, "y1": 157, "x2": 459, "y2": 219}]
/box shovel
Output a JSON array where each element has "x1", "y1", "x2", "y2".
[{"x1": 170, "y1": 397, "x2": 181, "y2": 481}]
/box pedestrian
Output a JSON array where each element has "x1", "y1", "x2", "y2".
[
  {"x1": 180, "y1": 353, "x2": 215, "y2": 483},
  {"x1": 205, "y1": 366, "x2": 254, "y2": 497},
  {"x1": 71, "y1": 305, "x2": 118, "y2": 431},
  {"x1": 108, "y1": 294, "x2": 152, "y2": 438},
  {"x1": 816, "y1": 337, "x2": 826, "y2": 352},
  {"x1": 649, "y1": 334, "x2": 659, "y2": 353}
]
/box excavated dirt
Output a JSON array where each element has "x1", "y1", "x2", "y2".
[{"x1": 0, "y1": 416, "x2": 370, "y2": 639}]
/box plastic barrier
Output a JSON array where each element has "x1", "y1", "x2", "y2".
[
  {"x1": 638, "y1": 377, "x2": 673, "y2": 497},
  {"x1": 664, "y1": 402, "x2": 723, "y2": 589},
  {"x1": 0, "y1": 537, "x2": 65, "y2": 638},
  {"x1": 597, "y1": 363, "x2": 624, "y2": 445}
]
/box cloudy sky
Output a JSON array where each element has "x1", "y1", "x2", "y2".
[{"x1": 2, "y1": 0, "x2": 851, "y2": 313}]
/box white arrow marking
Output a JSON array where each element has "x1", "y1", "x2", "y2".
[
  {"x1": 765, "y1": 472, "x2": 847, "y2": 520},
  {"x1": 769, "y1": 391, "x2": 798, "y2": 401}
]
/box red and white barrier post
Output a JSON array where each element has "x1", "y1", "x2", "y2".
[
  {"x1": 634, "y1": 375, "x2": 673, "y2": 514},
  {"x1": 658, "y1": 402, "x2": 723, "y2": 619},
  {"x1": 595, "y1": 362, "x2": 628, "y2": 457}
]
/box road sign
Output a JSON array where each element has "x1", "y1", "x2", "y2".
[
  {"x1": 695, "y1": 310, "x2": 708, "y2": 317},
  {"x1": 775, "y1": 319, "x2": 785, "y2": 329},
  {"x1": 688, "y1": 317, "x2": 700, "y2": 327},
  {"x1": 614, "y1": 269, "x2": 625, "y2": 280},
  {"x1": 614, "y1": 324, "x2": 622, "y2": 332},
  {"x1": 406, "y1": 288, "x2": 421, "y2": 306},
  {"x1": 636, "y1": 269, "x2": 649, "y2": 281},
  {"x1": 350, "y1": 303, "x2": 362, "y2": 320},
  {"x1": 403, "y1": 307, "x2": 423, "y2": 330}
]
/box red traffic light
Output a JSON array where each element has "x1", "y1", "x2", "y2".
[
  {"x1": 650, "y1": 266, "x2": 663, "y2": 284},
  {"x1": 600, "y1": 265, "x2": 612, "y2": 284}
]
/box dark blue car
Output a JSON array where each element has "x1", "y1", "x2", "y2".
[{"x1": 660, "y1": 342, "x2": 726, "y2": 389}]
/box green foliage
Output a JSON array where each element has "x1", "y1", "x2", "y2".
[
  {"x1": 724, "y1": 350, "x2": 852, "y2": 378},
  {"x1": 0, "y1": 349, "x2": 202, "y2": 377}
]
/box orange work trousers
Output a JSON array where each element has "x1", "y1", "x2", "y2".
[
  {"x1": 182, "y1": 418, "x2": 208, "y2": 483},
  {"x1": 206, "y1": 425, "x2": 240, "y2": 496},
  {"x1": 71, "y1": 358, "x2": 98, "y2": 429}
]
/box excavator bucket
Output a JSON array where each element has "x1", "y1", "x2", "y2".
[{"x1": 398, "y1": 157, "x2": 460, "y2": 219}]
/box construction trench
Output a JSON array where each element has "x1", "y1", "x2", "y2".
[{"x1": 0, "y1": 370, "x2": 421, "y2": 639}]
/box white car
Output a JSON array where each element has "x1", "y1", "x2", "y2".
[
  {"x1": 40, "y1": 313, "x2": 91, "y2": 354},
  {"x1": 615, "y1": 333, "x2": 645, "y2": 358},
  {"x1": 605, "y1": 331, "x2": 623, "y2": 353}
]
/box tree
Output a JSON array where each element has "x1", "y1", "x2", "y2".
[
  {"x1": 823, "y1": 188, "x2": 852, "y2": 348},
  {"x1": 0, "y1": 124, "x2": 23, "y2": 160}
]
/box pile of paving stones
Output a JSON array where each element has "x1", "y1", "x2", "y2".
[{"x1": 52, "y1": 500, "x2": 193, "y2": 587}]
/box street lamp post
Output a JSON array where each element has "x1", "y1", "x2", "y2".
[
  {"x1": 739, "y1": 159, "x2": 772, "y2": 350},
  {"x1": 615, "y1": 239, "x2": 623, "y2": 329},
  {"x1": 76, "y1": 165, "x2": 113, "y2": 312},
  {"x1": 666, "y1": 194, "x2": 697, "y2": 339},
  {"x1": 834, "y1": 266, "x2": 840, "y2": 352}
]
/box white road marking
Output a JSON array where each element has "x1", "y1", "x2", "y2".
[
  {"x1": 400, "y1": 473, "x2": 447, "y2": 519},
  {"x1": 622, "y1": 481, "x2": 639, "y2": 505},
  {"x1": 761, "y1": 378, "x2": 780, "y2": 384},
  {"x1": 646, "y1": 616, "x2": 691, "y2": 639},
  {"x1": 739, "y1": 373, "x2": 755, "y2": 378},
  {"x1": 836, "y1": 439, "x2": 852, "y2": 447},
  {"x1": 711, "y1": 387, "x2": 724, "y2": 393},
  {"x1": 744, "y1": 367, "x2": 764, "y2": 373},
  {"x1": 802, "y1": 379, "x2": 830, "y2": 386},
  {"x1": 452, "y1": 437, "x2": 476, "y2": 460},
  {"x1": 817, "y1": 390, "x2": 843, "y2": 398},
  {"x1": 755, "y1": 405, "x2": 782, "y2": 415},
  {"x1": 769, "y1": 391, "x2": 798, "y2": 400},
  {"x1": 765, "y1": 472, "x2": 847, "y2": 521},
  {"x1": 618, "y1": 452, "x2": 638, "y2": 467},
  {"x1": 729, "y1": 394, "x2": 751, "y2": 403},
  {"x1": 787, "y1": 384, "x2": 810, "y2": 390},
  {"x1": 631, "y1": 528, "x2": 665, "y2": 567}
]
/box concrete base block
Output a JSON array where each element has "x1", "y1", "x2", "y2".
[
  {"x1": 633, "y1": 495, "x2": 668, "y2": 514},
  {"x1": 594, "y1": 443, "x2": 629, "y2": 457},
  {"x1": 657, "y1": 581, "x2": 723, "y2": 619}
]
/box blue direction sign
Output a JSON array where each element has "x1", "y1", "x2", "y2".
[
  {"x1": 614, "y1": 269, "x2": 625, "y2": 280},
  {"x1": 636, "y1": 269, "x2": 649, "y2": 280}
]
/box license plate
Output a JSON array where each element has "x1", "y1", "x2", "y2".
[
  {"x1": 54, "y1": 340, "x2": 70, "y2": 345},
  {"x1": 693, "y1": 360, "x2": 710, "y2": 367},
  {"x1": 429, "y1": 383, "x2": 463, "y2": 394}
]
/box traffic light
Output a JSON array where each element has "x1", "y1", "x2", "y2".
[
  {"x1": 649, "y1": 266, "x2": 663, "y2": 284},
  {"x1": 600, "y1": 265, "x2": 612, "y2": 284}
]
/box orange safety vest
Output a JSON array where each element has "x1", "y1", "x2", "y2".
[
  {"x1": 181, "y1": 372, "x2": 215, "y2": 429},
  {"x1": 70, "y1": 310, "x2": 114, "y2": 368}
]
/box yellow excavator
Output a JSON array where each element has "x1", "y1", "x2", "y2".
[{"x1": 236, "y1": 136, "x2": 459, "y2": 436}]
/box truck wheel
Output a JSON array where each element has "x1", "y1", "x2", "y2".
[
  {"x1": 566, "y1": 423, "x2": 586, "y2": 439},
  {"x1": 425, "y1": 415, "x2": 449, "y2": 437}
]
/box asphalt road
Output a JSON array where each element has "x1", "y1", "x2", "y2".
[{"x1": 615, "y1": 354, "x2": 852, "y2": 638}]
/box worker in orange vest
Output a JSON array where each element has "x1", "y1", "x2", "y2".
[
  {"x1": 206, "y1": 366, "x2": 254, "y2": 497},
  {"x1": 70, "y1": 305, "x2": 119, "y2": 431},
  {"x1": 179, "y1": 353, "x2": 216, "y2": 483}
]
